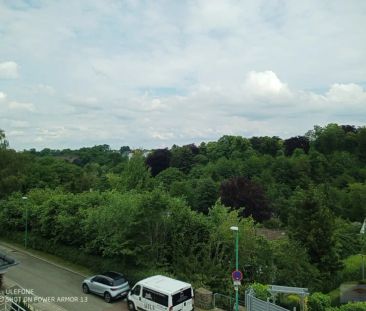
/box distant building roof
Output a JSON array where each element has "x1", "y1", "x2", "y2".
[{"x1": 0, "y1": 251, "x2": 18, "y2": 273}]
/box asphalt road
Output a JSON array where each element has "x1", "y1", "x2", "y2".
[{"x1": 0, "y1": 243, "x2": 127, "y2": 311}]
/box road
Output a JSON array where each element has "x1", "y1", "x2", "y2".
[{"x1": 0, "y1": 243, "x2": 127, "y2": 311}]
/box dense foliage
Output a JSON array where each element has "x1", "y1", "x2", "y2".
[{"x1": 1, "y1": 123, "x2": 366, "y2": 295}]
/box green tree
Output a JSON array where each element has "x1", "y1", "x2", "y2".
[
  {"x1": 191, "y1": 178, "x2": 218, "y2": 214},
  {"x1": 288, "y1": 187, "x2": 342, "y2": 288},
  {"x1": 343, "y1": 183, "x2": 366, "y2": 221}
]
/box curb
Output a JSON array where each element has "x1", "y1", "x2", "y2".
[{"x1": 0, "y1": 241, "x2": 87, "y2": 278}]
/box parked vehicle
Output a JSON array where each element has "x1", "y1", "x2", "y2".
[
  {"x1": 127, "y1": 275, "x2": 194, "y2": 311},
  {"x1": 82, "y1": 271, "x2": 130, "y2": 303}
]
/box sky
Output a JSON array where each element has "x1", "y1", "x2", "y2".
[{"x1": 0, "y1": 0, "x2": 366, "y2": 150}]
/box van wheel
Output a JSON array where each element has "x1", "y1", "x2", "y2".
[
  {"x1": 104, "y1": 292, "x2": 112, "y2": 303},
  {"x1": 128, "y1": 301, "x2": 136, "y2": 311}
]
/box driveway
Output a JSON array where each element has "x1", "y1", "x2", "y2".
[{"x1": 0, "y1": 243, "x2": 127, "y2": 311}]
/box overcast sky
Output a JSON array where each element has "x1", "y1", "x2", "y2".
[{"x1": 0, "y1": 0, "x2": 366, "y2": 150}]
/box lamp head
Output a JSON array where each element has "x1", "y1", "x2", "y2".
[{"x1": 230, "y1": 226, "x2": 239, "y2": 231}]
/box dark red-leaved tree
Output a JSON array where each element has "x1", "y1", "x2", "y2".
[
  {"x1": 220, "y1": 176, "x2": 271, "y2": 222},
  {"x1": 146, "y1": 148, "x2": 171, "y2": 177}
]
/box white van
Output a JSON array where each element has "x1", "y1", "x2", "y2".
[{"x1": 127, "y1": 275, "x2": 194, "y2": 311}]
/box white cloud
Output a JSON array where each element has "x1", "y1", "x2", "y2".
[
  {"x1": 9, "y1": 120, "x2": 30, "y2": 129},
  {"x1": 8, "y1": 101, "x2": 35, "y2": 111},
  {"x1": 150, "y1": 131, "x2": 175, "y2": 140},
  {"x1": 33, "y1": 84, "x2": 55, "y2": 95},
  {"x1": 0, "y1": 61, "x2": 19, "y2": 79},
  {"x1": 0, "y1": 92, "x2": 7, "y2": 101},
  {"x1": 8, "y1": 130, "x2": 25, "y2": 137},
  {"x1": 326, "y1": 83, "x2": 366, "y2": 104},
  {"x1": 244, "y1": 71, "x2": 291, "y2": 97}
]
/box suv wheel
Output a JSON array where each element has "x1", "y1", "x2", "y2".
[
  {"x1": 82, "y1": 284, "x2": 89, "y2": 294},
  {"x1": 128, "y1": 301, "x2": 136, "y2": 311},
  {"x1": 104, "y1": 292, "x2": 112, "y2": 303}
]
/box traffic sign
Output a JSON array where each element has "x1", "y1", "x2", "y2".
[{"x1": 232, "y1": 270, "x2": 243, "y2": 281}]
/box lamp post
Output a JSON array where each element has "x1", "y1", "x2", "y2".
[
  {"x1": 22, "y1": 196, "x2": 28, "y2": 248},
  {"x1": 230, "y1": 226, "x2": 239, "y2": 311}
]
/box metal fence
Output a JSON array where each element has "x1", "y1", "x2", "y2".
[
  {"x1": 0, "y1": 296, "x2": 28, "y2": 311},
  {"x1": 245, "y1": 289, "x2": 290, "y2": 311}
]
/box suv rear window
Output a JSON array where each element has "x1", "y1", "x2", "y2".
[
  {"x1": 173, "y1": 288, "x2": 192, "y2": 306},
  {"x1": 102, "y1": 272, "x2": 127, "y2": 286},
  {"x1": 113, "y1": 277, "x2": 127, "y2": 286}
]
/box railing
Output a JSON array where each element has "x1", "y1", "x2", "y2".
[
  {"x1": 213, "y1": 293, "x2": 245, "y2": 310},
  {"x1": 2, "y1": 297, "x2": 28, "y2": 311},
  {"x1": 245, "y1": 289, "x2": 290, "y2": 311}
]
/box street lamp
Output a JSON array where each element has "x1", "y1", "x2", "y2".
[
  {"x1": 22, "y1": 196, "x2": 28, "y2": 249},
  {"x1": 230, "y1": 226, "x2": 239, "y2": 311}
]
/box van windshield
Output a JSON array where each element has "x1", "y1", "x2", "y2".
[{"x1": 173, "y1": 288, "x2": 192, "y2": 306}]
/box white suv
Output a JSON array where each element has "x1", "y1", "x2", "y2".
[{"x1": 82, "y1": 271, "x2": 130, "y2": 303}]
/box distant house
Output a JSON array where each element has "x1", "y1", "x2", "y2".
[{"x1": 127, "y1": 149, "x2": 152, "y2": 160}]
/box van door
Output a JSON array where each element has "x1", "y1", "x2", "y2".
[
  {"x1": 130, "y1": 285, "x2": 144, "y2": 311},
  {"x1": 172, "y1": 288, "x2": 193, "y2": 311}
]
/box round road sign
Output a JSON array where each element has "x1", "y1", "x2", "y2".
[{"x1": 232, "y1": 270, "x2": 243, "y2": 281}]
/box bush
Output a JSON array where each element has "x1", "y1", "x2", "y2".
[
  {"x1": 278, "y1": 294, "x2": 301, "y2": 310},
  {"x1": 326, "y1": 302, "x2": 366, "y2": 311},
  {"x1": 340, "y1": 255, "x2": 364, "y2": 283},
  {"x1": 251, "y1": 283, "x2": 270, "y2": 300},
  {"x1": 308, "y1": 292, "x2": 331, "y2": 311}
]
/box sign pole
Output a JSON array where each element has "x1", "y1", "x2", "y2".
[
  {"x1": 235, "y1": 230, "x2": 239, "y2": 311},
  {"x1": 230, "y1": 226, "x2": 241, "y2": 311}
]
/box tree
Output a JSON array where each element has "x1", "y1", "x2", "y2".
[
  {"x1": 272, "y1": 239, "x2": 320, "y2": 289},
  {"x1": 170, "y1": 145, "x2": 196, "y2": 173},
  {"x1": 357, "y1": 127, "x2": 366, "y2": 162},
  {"x1": 155, "y1": 167, "x2": 185, "y2": 190},
  {"x1": 313, "y1": 124, "x2": 346, "y2": 154},
  {"x1": 250, "y1": 136, "x2": 282, "y2": 156},
  {"x1": 343, "y1": 183, "x2": 366, "y2": 221},
  {"x1": 146, "y1": 148, "x2": 171, "y2": 177},
  {"x1": 284, "y1": 136, "x2": 310, "y2": 156},
  {"x1": 117, "y1": 153, "x2": 152, "y2": 191},
  {"x1": 287, "y1": 187, "x2": 342, "y2": 287},
  {"x1": 220, "y1": 176, "x2": 272, "y2": 222},
  {"x1": 191, "y1": 178, "x2": 218, "y2": 214}
]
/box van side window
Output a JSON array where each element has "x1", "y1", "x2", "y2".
[
  {"x1": 143, "y1": 288, "x2": 169, "y2": 307},
  {"x1": 133, "y1": 285, "x2": 141, "y2": 296},
  {"x1": 143, "y1": 288, "x2": 153, "y2": 300}
]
